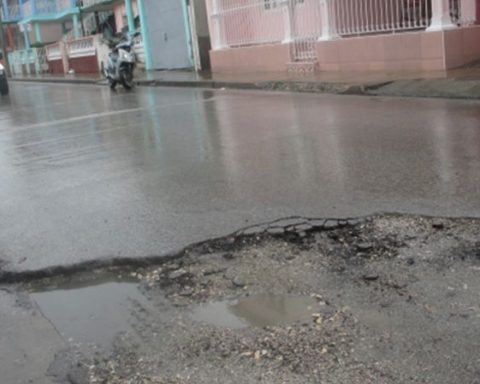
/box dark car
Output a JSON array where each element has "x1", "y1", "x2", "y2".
[{"x1": 0, "y1": 52, "x2": 8, "y2": 96}]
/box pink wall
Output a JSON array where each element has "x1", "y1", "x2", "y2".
[
  {"x1": 29, "y1": 23, "x2": 65, "y2": 45},
  {"x1": 210, "y1": 25, "x2": 480, "y2": 73},
  {"x1": 210, "y1": 42, "x2": 291, "y2": 72},
  {"x1": 114, "y1": 0, "x2": 139, "y2": 32}
]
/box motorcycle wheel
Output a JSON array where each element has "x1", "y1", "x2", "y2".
[
  {"x1": 120, "y1": 70, "x2": 134, "y2": 90},
  {"x1": 0, "y1": 77, "x2": 9, "y2": 95},
  {"x1": 108, "y1": 77, "x2": 117, "y2": 90}
]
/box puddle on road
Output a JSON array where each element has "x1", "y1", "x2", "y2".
[
  {"x1": 29, "y1": 272, "x2": 147, "y2": 352},
  {"x1": 192, "y1": 295, "x2": 317, "y2": 329}
]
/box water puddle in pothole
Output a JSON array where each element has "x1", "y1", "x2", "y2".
[
  {"x1": 192, "y1": 295, "x2": 318, "y2": 329},
  {"x1": 28, "y1": 272, "x2": 148, "y2": 352}
]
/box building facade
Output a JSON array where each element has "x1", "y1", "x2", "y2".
[
  {"x1": 206, "y1": 0, "x2": 480, "y2": 73},
  {"x1": 2, "y1": 0, "x2": 149, "y2": 75}
]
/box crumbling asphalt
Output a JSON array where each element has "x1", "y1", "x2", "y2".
[{"x1": 2, "y1": 214, "x2": 480, "y2": 383}]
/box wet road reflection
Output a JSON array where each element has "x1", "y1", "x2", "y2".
[{"x1": 1, "y1": 83, "x2": 480, "y2": 270}]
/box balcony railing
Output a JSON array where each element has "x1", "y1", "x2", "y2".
[
  {"x1": 22, "y1": 0, "x2": 33, "y2": 17},
  {"x1": 81, "y1": 0, "x2": 112, "y2": 8},
  {"x1": 19, "y1": 0, "x2": 75, "y2": 18},
  {"x1": 2, "y1": 4, "x2": 22, "y2": 21},
  {"x1": 46, "y1": 42, "x2": 62, "y2": 61},
  {"x1": 66, "y1": 35, "x2": 97, "y2": 58}
]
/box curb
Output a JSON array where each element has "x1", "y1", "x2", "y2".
[
  {"x1": 10, "y1": 76, "x2": 480, "y2": 100},
  {"x1": 11, "y1": 77, "x2": 101, "y2": 85},
  {"x1": 0, "y1": 215, "x2": 369, "y2": 284},
  {"x1": 10, "y1": 76, "x2": 377, "y2": 97}
]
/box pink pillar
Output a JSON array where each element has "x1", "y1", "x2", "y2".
[
  {"x1": 477, "y1": 0, "x2": 480, "y2": 22},
  {"x1": 427, "y1": 0, "x2": 456, "y2": 31}
]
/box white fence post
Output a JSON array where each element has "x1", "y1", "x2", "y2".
[
  {"x1": 211, "y1": 0, "x2": 226, "y2": 50},
  {"x1": 318, "y1": 0, "x2": 339, "y2": 41},
  {"x1": 427, "y1": 0, "x2": 456, "y2": 31},
  {"x1": 282, "y1": 0, "x2": 294, "y2": 44}
]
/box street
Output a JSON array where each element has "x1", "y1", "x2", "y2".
[{"x1": 1, "y1": 82, "x2": 480, "y2": 272}]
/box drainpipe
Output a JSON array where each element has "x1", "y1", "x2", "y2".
[
  {"x1": 137, "y1": 0, "x2": 153, "y2": 70},
  {"x1": 180, "y1": 0, "x2": 194, "y2": 68},
  {"x1": 427, "y1": 0, "x2": 456, "y2": 31},
  {"x1": 23, "y1": 26, "x2": 30, "y2": 49},
  {"x1": 125, "y1": 0, "x2": 135, "y2": 33},
  {"x1": 72, "y1": 13, "x2": 81, "y2": 38},
  {"x1": 34, "y1": 22, "x2": 42, "y2": 43}
]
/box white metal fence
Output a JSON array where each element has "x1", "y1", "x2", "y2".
[
  {"x1": 211, "y1": 0, "x2": 476, "y2": 57},
  {"x1": 8, "y1": 47, "x2": 47, "y2": 75},
  {"x1": 213, "y1": 0, "x2": 288, "y2": 48},
  {"x1": 291, "y1": 0, "x2": 323, "y2": 61},
  {"x1": 332, "y1": 0, "x2": 432, "y2": 36}
]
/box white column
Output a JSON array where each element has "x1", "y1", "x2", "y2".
[
  {"x1": 282, "y1": 0, "x2": 294, "y2": 44},
  {"x1": 459, "y1": 0, "x2": 477, "y2": 25},
  {"x1": 427, "y1": 0, "x2": 456, "y2": 31},
  {"x1": 211, "y1": 0, "x2": 226, "y2": 50},
  {"x1": 318, "y1": 0, "x2": 339, "y2": 41}
]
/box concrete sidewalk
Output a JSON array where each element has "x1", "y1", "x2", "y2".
[{"x1": 10, "y1": 66, "x2": 480, "y2": 99}]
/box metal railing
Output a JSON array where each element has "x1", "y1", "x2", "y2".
[
  {"x1": 211, "y1": 0, "x2": 476, "y2": 54},
  {"x1": 291, "y1": 0, "x2": 323, "y2": 61},
  {"x1": 332, "y1": 0, "x2": 431, "y2": 36},
  {"x1": 8, "y1": 47, "x2": 47, "y2": 75},
  {"x1": 81, "y1": 0, "x2": 111, "y2": 8},
  {"x1": 2, "y1": 3, "x2": 22, "y2": 21},
  {"x1": 58, "y1": 0, "x2": 75, "y2": 12},
  {"x1": 212, "y1": 0, "x2": 289, "y2": 48},
  {"x1": 34, "y1": 0, "x2": 58, "y2": 15},
  {"x1": 22, "y1": 0, "x2": 33, "y2": 17},
  {"x1": 18, "y1": 0, "x2": 75, "y2": 18}
]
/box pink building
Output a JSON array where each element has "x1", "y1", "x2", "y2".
[{"x1": 206, "y1": 0, "x2": 480, "y2": 73}]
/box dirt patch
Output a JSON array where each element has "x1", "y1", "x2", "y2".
[{"x1": 22, "y1": 215, "x2": 480, "y2": 384}]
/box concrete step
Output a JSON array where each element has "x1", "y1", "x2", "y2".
[{"x1": 286, "y1": 61, "x2": 319, "y2": 74}]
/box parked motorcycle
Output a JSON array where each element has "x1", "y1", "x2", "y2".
[{"x1": 103, "y1": 32, "x2": 140, "y2": 90}]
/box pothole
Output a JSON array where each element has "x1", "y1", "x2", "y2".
[
  {"x1": 27, "y1": 272, "x2": 148, "y2": 353},
  {"x1": 192, "y1": 295, "x2": 318, "y2": 329}
]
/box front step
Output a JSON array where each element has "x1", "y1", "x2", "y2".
[{"x1": 286, "y1": 61, "x2": 319, "y2": 74}]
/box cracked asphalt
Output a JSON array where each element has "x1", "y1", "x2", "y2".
[{"x1": 1, "y1": 82, "x2": 480, "y2": 272}]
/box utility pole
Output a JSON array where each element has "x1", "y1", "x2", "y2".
[{"x1": 0, "y1": 0, "x2": 11, "y2": 77}]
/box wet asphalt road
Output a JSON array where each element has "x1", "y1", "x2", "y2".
[{"x1": 1, "y1": 82, "x2": 480, "y2": 271}]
